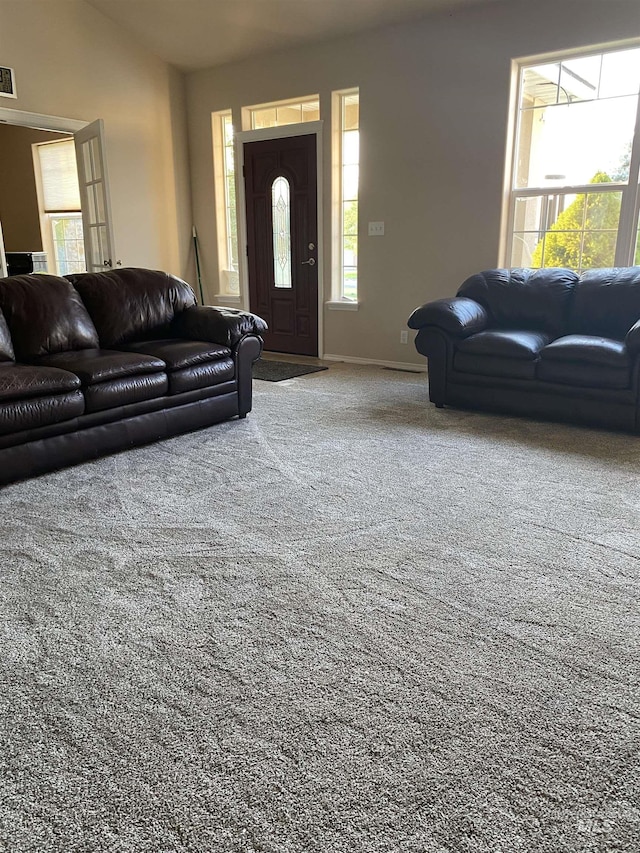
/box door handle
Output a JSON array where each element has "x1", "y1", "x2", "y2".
[{"x1": 301, "y1": 258, "x2": 316, "y2": 266}]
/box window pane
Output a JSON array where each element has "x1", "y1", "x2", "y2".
[
  {"x1": 50, "y1": 215, "x2": 86, "y2": 275},
  {"x1": 600, "y1": 48, "x2": 640, "y2": 98},
  {"x1": 342, "y1": 165, "x2": 359, "y2": 201},
  {"x1": 276, "y1": 105, "x2": 302, "y2": 125},
  {"x1": 250, "y1": 99, "x2": 319, "y2": 130},
  {"x1": 343, "y1": 130, "x2": 359, "y2": 166},
  {"x1": 513, "y1": 196, "x2": 544, "y2": 233},
  {"x1": 301, "y1": 101, "x2": 320, "y2": 121},
  {"x1": 516, "y1": 96, "x2": 637, "y2": 188},
  {"x1": 524, "y1": 190, "x2": 622, "y2": 270},
  {"x1": 559, "y1": 55, "x2": 601, "y2": 103},
  {"x1": 253, "y1": 108, "x2": 277, "y2": 129},
  {"x1": 511, "y1": 232, "x2": 542, "y2": 268},
  {"x1": 343, "y1": 96, "x2": 359, "y2": 130},
  {"x1": 521, "y1": 63, "x2": 561, "y2": 106},
  {"x1": 272, "y1": 176, "x2": 292, "y2": 288}
]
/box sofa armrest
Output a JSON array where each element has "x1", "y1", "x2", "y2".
[
  {"x1": 175, "y1": 305, "x2": 267, "y2": 347},
  {"x1": 625, "y1": 319, "x2": 640, "y2": 355},
  {"x1": 407, "y1": 297, "x2": 489, "y2": 338}
]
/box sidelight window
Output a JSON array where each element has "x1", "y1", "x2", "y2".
[
  {"x1": 333, "y1": 89, "x2": 359, "y2": 302},
  {"x1": 504, "y1": 43, "x2": 640, "y2": 272},
  {"x1": 212, "y1": 110, "x2": 239, "y2": 296}
]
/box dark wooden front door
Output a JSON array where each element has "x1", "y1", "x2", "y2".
[{"x1": 244, "y1": 134, "x2": 318, "y2": 356}]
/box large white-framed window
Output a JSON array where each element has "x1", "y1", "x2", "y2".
[
  {"x1": 212, "y1": 110, "x2": 239, "y2": 297},
  {"x1": 33, "y1": 138, "x2": 86, "y2": 275},
  {"x1": 504, "y1": 43, "x2": 640, "y2": 272},
  {"x1": 244, "y1": 96, "x2": 320, "y2": 131}
]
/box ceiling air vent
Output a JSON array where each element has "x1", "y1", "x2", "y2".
[{"x1": 0, "y1": 67, "x2": 16, "y2": 99}]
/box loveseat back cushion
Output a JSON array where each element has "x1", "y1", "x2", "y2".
[
  {"x1": 66, "y1": 268, "x2": 197, "y2": 347},
  {"x1": 457, "y1": 268, "x2": 579, "y2": 338},
  {"x1": 0, "y1": 309, "x2": 15, "y2": 362},
  {"x1": 569, "y1": 267, "x2": 640, "y2": 339},
  {"x1": 0, "y1": 275, "x2": 99, "y2": 360}
]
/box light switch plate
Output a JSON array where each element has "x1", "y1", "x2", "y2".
[{"x1": 368, "y1": 221, "x2": 385, "y2": 236}]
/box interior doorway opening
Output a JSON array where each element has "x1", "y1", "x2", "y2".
[{"x1": 0, "y1": 108, "x2": 115, "y2": 279}]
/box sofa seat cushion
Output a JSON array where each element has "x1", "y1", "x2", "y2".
[
  {"x1": 37, "y1": 349, "x2": 166, "y2": 384},
  {"x1": 538, "y1": 335, "x2": 630, "y2": 389},
  {"x1": 0, "y1": 363, "x2": 81, "y2": 402},
  {"x1": 454, "y1": 330, "x2": 551, "y2": 379},
  {"x1": 36, "y1": 349, "x2": 169, "y2": 414},
  {"x1": 0, "y1": 392, "x2": 84, "y2": 436},
  {"x1": 120, "y1": 339, "x2": 235, "y2": 394},
  {"x1": 121, "y1": 339, "x2": 231, "y2": 368},
  {"x1": 0, "y1": 363, "x2": 84, "y2": 434}
]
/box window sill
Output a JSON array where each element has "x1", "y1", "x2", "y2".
[
  {"x1": 213, "y1": 293, "x2": 242, "y2": 306},
  {"x1": 326, "y1": 300, "x2": 359, "y2": 311}
]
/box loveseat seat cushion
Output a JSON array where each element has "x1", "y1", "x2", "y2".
[
  {"x1": 538, "y1": 335, "x2": 631, "y2": 389},
  {"x1": 0, "y1": 310, "x2": 14, "y2": 362},
  {"x1": 36, "y1": 349, "x2": 168, "y2": 413},
  {"x1": 569, "y1": 267, "x2": 640, "y2": 339},
  {"x1": 0, "y1": 363, "x2": 84, "y2": 435},
  {"x1": 454, "y1": 330, "x2": 551, "y2": 379},
  {"x1": 457, "y1": 268, "x2": 578, "y2": 338},
  {"x1": 0, "y1": 274, "x2": 99, "y2": 360},
  {"x1": 120, "y1": 339, "x2": 235, "y2": 394},
  {"x1": 66, "y1": 268, "x2": 197, "y2": 347}
]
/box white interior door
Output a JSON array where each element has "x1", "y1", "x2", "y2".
[
  {"x1": 74, "y1": 119, "x2": 115, "y2": 272},
  {"x1": 0, "y1": 220, "x2": 7, "y2": 278}
]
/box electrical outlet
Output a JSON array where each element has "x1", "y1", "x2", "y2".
[
  {"x1": 400, "y1": 330, "x2": 408, "y2": 344},
  {"x1": 368, "y1": 221, "x2": 385, "y2": 236}
]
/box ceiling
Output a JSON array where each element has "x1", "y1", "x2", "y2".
[{"x1": 85, "y1": 0, "x2": 497, "y2": 72}]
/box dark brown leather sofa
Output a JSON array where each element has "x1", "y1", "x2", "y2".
[
  {"x1": 408, "y1": 267, "x2": 640, "y2": 432},
  {"x1": 0, "y1": 268, "x2": 266, "y2": 485}
]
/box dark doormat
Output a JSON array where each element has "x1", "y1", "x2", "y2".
[{"x1": 253, "y1": 360, "x2": 328, "y2": 382}]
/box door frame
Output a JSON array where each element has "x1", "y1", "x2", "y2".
[
  {"x1": 0, "y1": 107, "x2": 115, "y2": 275},
  {"x1": 236, "y1": 121, "x2": 324, "y2": 357}
]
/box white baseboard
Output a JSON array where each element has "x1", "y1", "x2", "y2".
[{"x1": 322, "y1": 353, "x2": 426, "y2": 373}]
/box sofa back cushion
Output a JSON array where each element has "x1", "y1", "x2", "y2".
[
  {"x1": 66, "y1": 268, "x2": 197, "y2": 347},
  {"x1": 0, "y1": 309, "x2": 15, "y2": 362},
  {"x1": 457, "y1": 268, "x2": 579, "y2": 338},
  {"x1": 0, "y1": 274, "x2": 99, "y2": 360},
  {"x1": 569, "y1": 267, "x2": 640, "y2": 339}
]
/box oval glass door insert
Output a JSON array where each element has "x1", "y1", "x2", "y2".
[{"x1": 272, "y1": 176, "x2": 292, "y2": 288}]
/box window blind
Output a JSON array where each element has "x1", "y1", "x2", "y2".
[{"x1": 36, "y1": 140, "x2": 81, "y2": 212}]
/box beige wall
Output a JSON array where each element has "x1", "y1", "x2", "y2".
[
  {"x1": 0, "y1": 0, "x2": 193, "y2": 281},
  {"x1": 0, "y1": 125, "x2": 69, "y2": 252},
  {"x1": 185, "y1": 0, "x2": 640, "y2": 366}
]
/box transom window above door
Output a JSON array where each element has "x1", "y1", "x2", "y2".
[{"x1": 245, "y1": 97, "x2": 320, "y2": 130}]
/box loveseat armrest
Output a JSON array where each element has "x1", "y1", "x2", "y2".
[
  {"x1": 175, "y1": 305, "x2": 267, "y2": 348},
  {"x1": 407, "y1": 297, "x2": 489, "y2": 338},
  {"x1": 625, "y1": 319, "x2": 640, "y2": 355}
]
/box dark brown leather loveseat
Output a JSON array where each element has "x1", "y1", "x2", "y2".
[
  {"x1": 408, "y1": 266, "x2": 640, "y2": 432},
  {"x1": 0, "y1": 267, "x2": 266, "y2": 485}
]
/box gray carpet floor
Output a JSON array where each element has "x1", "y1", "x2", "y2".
[{"x1": 0, "y1": 363, "x2": 638, "y2": 852}]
